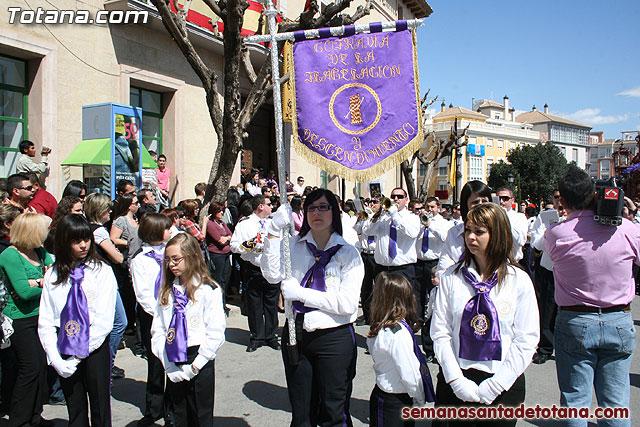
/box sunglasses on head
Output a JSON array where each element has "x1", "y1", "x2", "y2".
[{"x1": 390, "y1": 194, "x2": 406, "y2": 200}]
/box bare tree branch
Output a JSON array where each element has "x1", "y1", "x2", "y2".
[
  {"x1": 202, "y1": 0, "x2": 226, "y2": 21},
  {"x1": 240, "y1": 45, "x2": 257, "y2": 84}
]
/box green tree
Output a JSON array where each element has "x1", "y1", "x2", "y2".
[{"x1": 488, "y1": 142, "x2": 568, "y2": 204}]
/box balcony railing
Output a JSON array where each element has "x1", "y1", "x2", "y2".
[{"x1": 428, "y1": 120, "x2": 540, "y2": 141}]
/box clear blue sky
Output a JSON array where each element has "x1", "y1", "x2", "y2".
[{"x1": 415, "y1": 0, "x2": 640, "y2": 139}]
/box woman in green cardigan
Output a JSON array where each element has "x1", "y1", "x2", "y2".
[{"x1": 0, "y1": 212, "x2": 53, "y2": 427}]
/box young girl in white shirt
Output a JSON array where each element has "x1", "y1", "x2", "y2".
[
  {"x1": 38, "y1": 214, "x2": 117, "y2": 427},
  {"x1": 151, "y1": 233, "x2": 225, "y2": 427},
  {"x1": 367, "y1": 271, "x2": 435, "y2": 427},
  {"x1": 431, "y1": 203, "x2": 539, "y2": 427},
  {"x1": 130, "y1": 213, "x2": 172, "y2": 427}
]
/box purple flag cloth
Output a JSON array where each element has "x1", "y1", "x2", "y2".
[
  {"x1": 458, "y1": 267, "x2": 502, "y2": 361},
  {"x1": 399, "y1": 319, "x2": 435, "y2": 402},
  {"x1": 388, "y1": 221, "x2": 397, "y2": 258},
  {"x1": 166, "y1": 286, "x2": 189, "y2": 363},
  {"x1": 57, "y1": 265, "x2": 90, "y2": 358},
  {"x1": 292, "y1": 29, "x2": 422, "y2": 181},
  {"x1": 421, "y1": 228, "x2": 429, "y2": 253},
  {"x1": 292, "y1": 242, "x2": 343, "y2": 314},
  {"x1": 145, "y1": 250, "x2": 164, "y2": 299}
]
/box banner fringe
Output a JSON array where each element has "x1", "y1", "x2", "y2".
[{"x1": 289, "y1": 29, "x2": 424, "y2": 184}]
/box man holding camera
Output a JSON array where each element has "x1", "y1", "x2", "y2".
[
  {"x1": 16, "y1": 140, "x2": 50, "y2": 175},
  {"x1": 545, "y1": 168, "x2": 638, "y2": 425}
]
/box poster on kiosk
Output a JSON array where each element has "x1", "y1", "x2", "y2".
[{"x1": 63, "y1": 103, "x2": 146, "y2": 199}]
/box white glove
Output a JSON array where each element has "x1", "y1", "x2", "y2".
[
  {"x1": 281, "y1": 277, "x2": 306, "y2": 302},
  {"x1": 52, "y1": 357, "x2": 80, "y2": 378},
  {"x1": 270, "y1": 204, "x2": 292, "y2": 233},
  {"x1": 181, "y1": 364, "x2": 197, "y2": 381},
  {"x1": 167, "y1": 367, "x2": 188, "y2": 383},
  {"x1": 450, "y1": 377, "x2": 480, "y2": 402},
  {"x1": 477, "y1": 377, "x2": 503, "y2": 405},
  {"x1": 387, "y1": 205, "x2": 398, "y2": 216}
]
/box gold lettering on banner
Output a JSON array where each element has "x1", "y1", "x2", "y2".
[
  {"x1": 313, "y1": 35, "x2": 391, "y2": 54},
  {"x1": 301, "y1": 122, "x2": 416, "y2": 167},
  {"x1": 304, "y1": 65, "x2": 401, "y2": 84}
]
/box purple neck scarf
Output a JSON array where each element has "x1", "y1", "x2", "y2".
[
  {"x1": 399, "y1": 319, "x2": 435, "y2": 402},
  {"x1": 388, "y1": 221, "x2": 397, "y2": 258},
  {"x1": 292, "y1": 241, "x2": 342, "y2": 313},
  {"x1": 367, "y1": 235, "x2": 375, "y2": 244},
  {"x1": 421, "y1": 228, "x2": 429, "y2": 253},
  {"x1": 458, "y1": 267, "x2": 502, "y2": 361},
  {"x1": 166, "y1": 286, "x2": 189, "y2": 363},
  {"x1": 57, "y1": 265, "x2": 90, "y2": 358},
  {"x1": 145, "y1": 250, "x2": 164, "y2": 299}
]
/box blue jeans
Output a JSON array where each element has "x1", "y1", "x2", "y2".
[
  {"x1": 109, "y1": 292, "x2": 128, "y2": 359},
  {"x1": 554, "y1": 310, "x2": 635, "y2": 427}
]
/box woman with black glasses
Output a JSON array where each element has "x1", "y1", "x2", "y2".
[{"x1": 261, "y1": 189, "x2": 364, "y2": 426}]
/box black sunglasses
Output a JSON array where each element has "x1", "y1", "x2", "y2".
[
  {"x1": 499, "y1": 195, "x2": 512, "y2": 201},
  {"x1": 553, "y1": 195, "x2": 561, "y2": 199},
  {"x1": 18, "y1": 185, "x2": 34, "y2": 191},
  {"x1": 390, "y1": 194, "x2": 406, "y2": 200}
]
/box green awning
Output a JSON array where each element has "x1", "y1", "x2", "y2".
[{"x1": 62, "y1": 138, "x2": 158, "y2": 169}]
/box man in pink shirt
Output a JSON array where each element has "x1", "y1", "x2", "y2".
[
  {"x1": 156, "y1": 154, "x2": 171, "y2": 209},
  {"x1": 545, "y1": 168, "x2": 638, "y2": 426}
]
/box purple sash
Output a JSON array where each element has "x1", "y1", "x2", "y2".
[
  {"x1": 399, "y1": 319, "x2": 435, "y2": 402},
  {"x1": 388, "y1": 221, "x2": 397, "y2": 258},
  {"x1": 57, "y1": 265, "x2": 90, "y2": 358},
  {"x1": 145, "y1": 250, "x2": 164, "y2": 299},
  {"x1": 458, "y1": 267, "x2": 502, "y2": 361},
  {"x1": 166, "y1": 286, "x2": 188, "y2": 363},
  {"x1": 292, "y1": 242, "x2": 342, "y2": 314}
]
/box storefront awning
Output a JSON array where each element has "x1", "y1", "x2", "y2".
[{"x1": 62, "y1": 138, "x2": 158, "y2": 168}]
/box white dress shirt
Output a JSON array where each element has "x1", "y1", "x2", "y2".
[
  {"x1": 435, "y1": 222, "x2": 465, "y2": 280},
  {"x1": 230, "y1": 213, "x2": 271, "y2": 267},
  {"x1": 354, "y1": 218, "x2": 376, "y2": 253},
  {"x1": 362, "y1": 208, "x2": 420, "y2": 266},
  {"x1": 530, "y1": 212, "x2": 566, "y2": 271},
  {"x1": 505, "y1": 209, "x2": 528, "y2": 261},
  {"x1": 416, "y1": 214, "x2": 452, "y2": 261},
  {"x1": 261, "y1": 232, "x2": 364, "y2": 332},
  {"x1": 246, "y1": 182, "x2": 262, "y2": 196},
  {"x1": 151, "y1": 279, "x2": 226, "y2": 372},
  {"x1": 450, "y1": 217, "x2": 463, "y2": 226},
  {"x1": 38, "y1": 261, "x2": 117, "y2": 363},
  {"x1": 367, "y1": 325, "x2": 425, "y2": 405},
  {"x1": 293, "y1": 184, "x2": 305, "y2": 196},
  {"x1": 341, "y1": 214, "x2": 359, "y2": 247},
  {"x1": 131, "y1": 243, "x2": 166, "y2": 316},
  {"x1": 431, "y1": 262, "x2": 539, "y2": 392}
]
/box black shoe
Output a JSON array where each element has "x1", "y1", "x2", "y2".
[
  {"x1": 246, "y1": 342, "x2": 263, "y2": 352},
  {"x1": 112, "y1": 365, "x2": 125, "y2": 379},
  {"x1": 355, "y1": 316, "x2": 368, "y2": 326},
  {"x1": 48, "y1": 397, "x2": 66, "y2": 406},
  {"x1": 137, "y1": 415, "x2": 160, "y2": 427},
  {"x1": 532, "y1": 352, "x2": 550, "y2": 364},
  {"x1": 266, "y1": 340, "x2": 281, "y2": 350}
]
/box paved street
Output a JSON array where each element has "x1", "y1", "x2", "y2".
[{"x1": 5, "y1": 295, "x2": 637, "y2": 426}]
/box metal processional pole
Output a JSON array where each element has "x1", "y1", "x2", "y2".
[{"x1": 262, "y1": 0, "x2": 298, "y2": 354}]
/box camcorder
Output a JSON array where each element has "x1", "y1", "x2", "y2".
[{"x1": 594, "y1": 178, "x2": 624, "y2": 226}]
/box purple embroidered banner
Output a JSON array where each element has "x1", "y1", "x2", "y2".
[{"x1": 290, "y1": 28, "x2": 423, "y2": 181}]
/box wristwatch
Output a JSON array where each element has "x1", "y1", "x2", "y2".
[{"x1": 191, "y1": 365, "x2": 200, "y2": 376}]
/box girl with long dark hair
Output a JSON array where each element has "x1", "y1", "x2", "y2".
[{"x1": 38, "y1": 215, "x2": 117, "y2": 426}]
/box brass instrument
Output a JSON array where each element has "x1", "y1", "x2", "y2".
[
  {"x1": 357, "y1": 210, "x2": 369, "y2": 221},
  {"x1": 420, "y1": 211, "x2": 433, "y2": 226},
  {"x1": 371, "y1": 198, "x2": 398, "y2": 222}
]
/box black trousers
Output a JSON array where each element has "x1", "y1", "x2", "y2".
[
  {"x1": 208, "y1": 252, "x2": 231, "y2": 310},
  {"x1": 60, "y1": 338, "x2": 112, "y2": 427},
  {"x1": 113, "y1": 263, "x2": 136, "y2": 331},
  {"x1": 10, "y1": 315, "x2": 47, "y2": 427},
  {"x1": 377, "y1": 264, "x2": 418, "y2": 320},
  {"x1": 245, "y1": 264, "x2": 279, "y2": 343},
  {"x1": 166, "y1": 346, "x2": 215, "y2": 427},
  {"x1": 435, "y1": 368, "x2": 525, "y2": 427},
  {"x1": 138, "y1": 307, "x2": 167, "y2": 420},
  {"x1": 369, "y1": 385, "x2": 414, "y2": 427},
  {"x1": 359, "y1": 252, "x2": 377, "y2": 322},
  {"x1": 534, "y1": 265, "x2": 557, "y2": 356},
  {"x1": 415, "y1": 259, "x2": 438, "y2": 357},
  {"x1": 282, "y1": 320, "x2": 357, "y2": 427}
]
